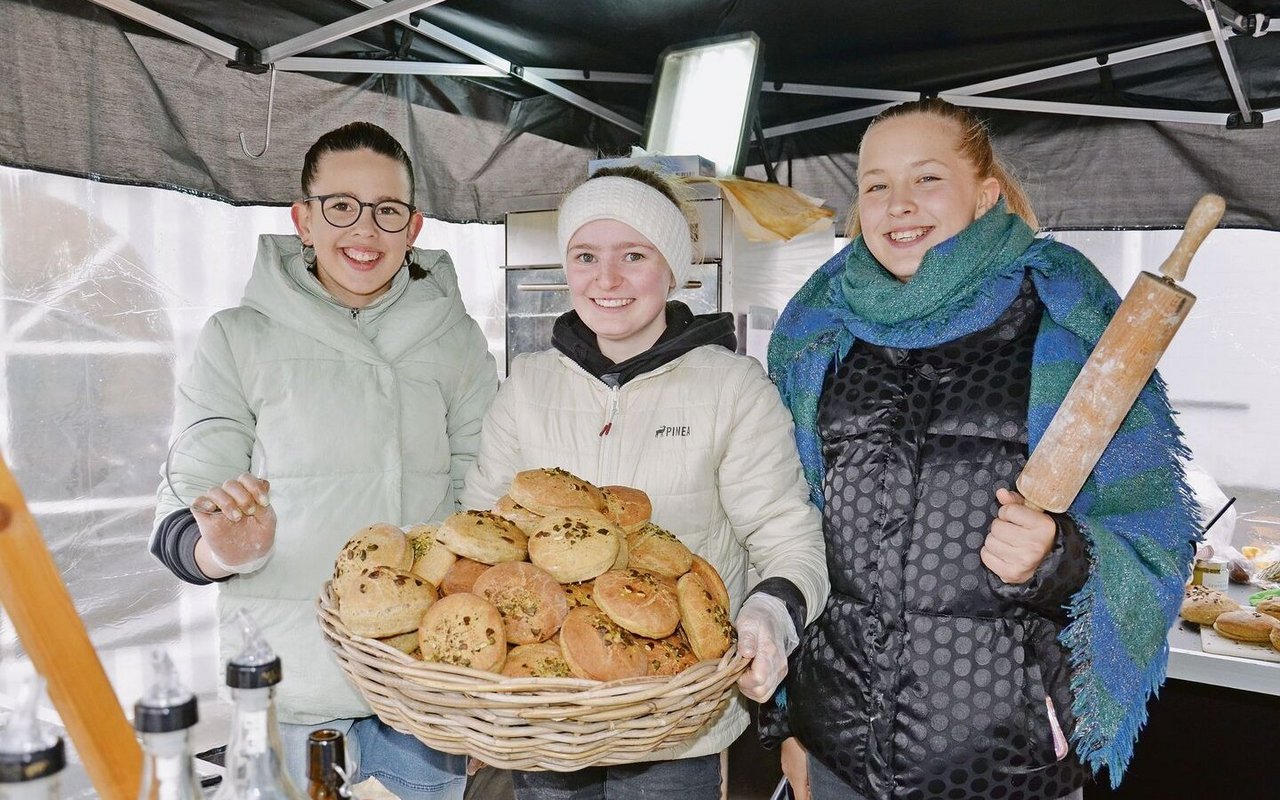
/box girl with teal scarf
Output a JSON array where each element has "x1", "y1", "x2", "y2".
[{"x1": 767, "y1": 100, "x2": 1198, "y2": 800}]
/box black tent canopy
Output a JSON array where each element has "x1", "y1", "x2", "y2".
[{"x1": 3, "y1": 0, "x2": 1279, "y2": 229}]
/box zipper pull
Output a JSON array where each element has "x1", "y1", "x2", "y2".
[
  {"x1": 599, "y1": 388, "x2": 619, "y2": 437},
  {"x1": 351, "y1": 308, "x2": 359, "y2": 320}
]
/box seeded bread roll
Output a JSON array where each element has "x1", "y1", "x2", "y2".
[
  {"x1": 688, "y1": 555, "x2": 730, "y2": 611},
  {"x1": 377, "y1": 630, "x2": 421, "y2": 656},
  {"x1": 600, "y1": 486, "x2": 653, "y2": 534},
  {"x1": 337, "y1": 566, "x2": 436, "y2": 638},
  {"x1": 472, "y1": 561, "x2": 570, "y2": 644},
  {"x1": 435, "y1": 510, "x2": 528, "y2": 565},
  {"x1": 626, "y1": 523, "x2": 694, "y2": 579},
  {"x1": 509, "y1": 467, "x2": 606, "y2": 516},
  {"x1": 558, "y1": 607, "x2": 647, "y2": 682},
  {"x1": 1272, "y1": 624, "x2": 1280, "y2": 652},
  {"x1": 440, "y1": 557, "x2": 491, "y2": 596},
  {"x1": 1180, "y1": 585, "x2": 1240, "y2": 625},
  {"x1": 1256, "y1": 597, "x2": 1280, "y2": 622},
  {"x1": 676, "y1": 573, "x2": 735, "y2": 661},
  {"x1": 593, "y1": 569, "x2": 681, "y2": 639},
  {"x1": 528, "y1": 512, "x2": 621, "y2": 584},
  {"x1": 417, "y1": 592, "x2": 507, "y2": 672},
  {"x1": 563, "y1": 581, "x2": 597, "y2": 611},
  {"x1": 638, "y1": 630, "x2": 699, "y2": 676},
  {"x1": 611, "y1": 528, "x2": 630, "y2": 570},
  {"x1": 493, "y1": 494, "x2": 544, "y2": 535},
  {"x1": 333, "y1": 523, "x2": 413, "y2": 599},
  {"x1": 501, "y1": 642, "x2": 574, "y2": 678},
  {"x1": 406, "y1": 523, "x2": 456, "y2": 589},
  {"x1": 1212, "y1": 609, "x2": 1280, "y2": 643}
]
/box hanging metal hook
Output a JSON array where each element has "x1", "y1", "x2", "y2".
[{"x1": 238, "y1": 66, "x2": 277, "y2": 159}]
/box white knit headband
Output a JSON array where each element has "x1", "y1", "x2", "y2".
[{"x1": 556, "y1": 176, "x2": 694, "y2": 295}]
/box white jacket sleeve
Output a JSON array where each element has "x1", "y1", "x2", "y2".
[
  {"x1": 459, "y1": 358, "x2": 528, "y2": 512},
  {"x1": 717, "y1": 360, "x2": 829, "y2": 626}
]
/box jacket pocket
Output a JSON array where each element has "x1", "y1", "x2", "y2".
[{"x1": 1021, "y1": 648, "x2": 1068, "y2": 768}]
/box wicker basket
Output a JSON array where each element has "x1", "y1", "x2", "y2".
[{"x1": 316, "y1": 582, "x2": 749, "y2": 771}]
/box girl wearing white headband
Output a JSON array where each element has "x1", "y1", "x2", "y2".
[{"x1": 462, "y1": 166, "x2": 829, "y2": 799}]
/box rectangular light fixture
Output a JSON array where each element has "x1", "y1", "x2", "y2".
[{"x1": 642, "y1": 32, "x2": 763, "y2": 177}]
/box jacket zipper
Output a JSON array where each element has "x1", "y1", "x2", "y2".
[{"x1": 599, "y1": 387, "x2": 619, "y2": 437}]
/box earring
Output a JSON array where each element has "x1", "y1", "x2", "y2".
[{"x1": 301, "y1": 242, "x2": 316, "y2": 268}]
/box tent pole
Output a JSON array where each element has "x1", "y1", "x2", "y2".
[{"x1": 1198, "y1": 0, "x2": 1261, "y2": 127}]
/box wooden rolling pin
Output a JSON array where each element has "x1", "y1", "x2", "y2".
[
  {"x1": 1016, "y1": 194, "x2": 1226, "y2": 513},
  {"x1": 0, "y1": 454, "x2": 142, "y2": 799}
]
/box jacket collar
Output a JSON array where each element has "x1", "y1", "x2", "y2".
[
  {"x1": 241, "y1": 234, "x2": 468, "y2": 364},
  {"x1": 552, "y1": 302, "x2": 737, "y2": 386}
]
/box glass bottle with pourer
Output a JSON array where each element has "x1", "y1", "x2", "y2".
[
  {"x1": 214, "y1": 611, "x2": 305, "y2": 800},
  {"x1": 134, "y1": 650, "x2": 203, "y2": 800},
  {"x1": 0, "y1": 675, "x2": 65, "y2": 800},
  {"x1": 305, "y1": 730, "x2": 348, "y2": 800}
]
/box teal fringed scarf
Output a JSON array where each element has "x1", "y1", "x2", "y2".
[{"x1": 768, "y1": 203, "x2": 1199, "y2": 786}]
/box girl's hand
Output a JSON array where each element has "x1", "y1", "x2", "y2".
[
  {"x1": 980, "y1": 487, "x2": 1055, "y2": 585},
  {"x1": 192, "y1": 473, "x2": 276, "y2": 575},
  {"x1": 781, "y1": 737, "x2": 811, "y2": 800}
]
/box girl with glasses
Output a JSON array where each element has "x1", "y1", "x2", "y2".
[{"x1": 150, "y1": 121, "x2": 496, "y2": 799}]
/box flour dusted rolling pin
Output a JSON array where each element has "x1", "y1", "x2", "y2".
[
  {"x1": 1015, "y1": 194, "x2": 1226, "y2": 513},
  {"x1": 0, "y1": 454, "x2": 142, "y2": 798}
]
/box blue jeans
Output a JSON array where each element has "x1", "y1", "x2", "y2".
[
  {"x1": 281, "y1": 716, "x2": 466, "y2": 800},
  {"x1": 511, "y1": 755, "x2": 721, "y2": 800}
]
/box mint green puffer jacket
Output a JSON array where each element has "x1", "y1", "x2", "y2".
[{"x1": 155, "y1": 233, "x2": 497, "y2": 724}]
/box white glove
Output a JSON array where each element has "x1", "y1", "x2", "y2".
[
  {"x1": 734, "y1": 593, "x2": 798, "y2": 702},
  {"x1": 205, "y1": 543, "x2": 274, "y2": 575}
]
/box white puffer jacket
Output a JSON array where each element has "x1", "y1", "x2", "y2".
[
  {"x1": 462, "y1": 344, "x2": 828, "y2": 760},
  {"x1": 154, "y1": 233, "x2": 497, "y2": 724}
]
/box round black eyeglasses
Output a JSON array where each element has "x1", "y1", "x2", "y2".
[{"x1": 301, "y1": 193, "x2": 416, "y2": 233}]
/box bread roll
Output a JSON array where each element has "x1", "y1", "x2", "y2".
[
  {"x1": 1212, "y1": 609, "x2": 1280, "y2": 643},
  {"x1": 688, "y1": 555, "x2": 730, "y2": 611},
  {"x1": 626, "y1": 523, "x2": 694, "y2": 579},
  {"x1": 436, "y1": 510, "x2": 528, "y2": 565},
  {"x1": 376, "y1": 630, "x2": 421, "y2": 656},
  {"x1": 509, "y1": 467, "x2": 606, "y2": 516},
  {"x1": 440, "y1": 557, "x2": 491, "y2": 596},
  {"x1": 337, "y1": 565, "x2": 436, "y2": 638},
  {"x1": 501, "y1": 642, "x2": 574, "y2": 678},
  {"x1": 472, "y1": 561, "x2": 569, "y2": 644},
  {"x1": 600, "y1": 486, "x2": 652, "y2": 534},
  {"x1": 638, "y1": 631, "x2": 699, "y2": 676},
  {"x1": 493, "y1": 494, "x2": 544, "y2": 534},
  {"x1": 406, "y1": 523, "x2": 456, "y2": 588},
  {"x1": 593, "y1": 569, "x2": 681, "y2": 639},
  {"x1": 676, "y1": 573, "x2": 735, "y2": 661},
  {"x1": 528, "y1": 512, "x2": 621, "y2": 584},
  {"x1": 1179, "y1": 585, "x2": 1240, "y2": 625},
  {"x1": 333, "y1": 523, "x2": 413, "y2": 599},
  {"x1": 1271, "y1": 624, "x2": 1280, "y2": 653},
  {"x1": 563, "y1": 581, "x2": 597, "y2": 611},
  {"x1": 1255, "y1": 597, "x2": 1280, "y2": 622},
  {"x1": 557, "y1": 607, "x2": 647, "y2": 682},
  {"x1": 417, "y1": 592, "x2": 507, "y2": 672}
]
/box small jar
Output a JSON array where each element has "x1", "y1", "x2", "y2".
[{"x1": 1192, "y1": 557, "x2": 1229, "y2": 590}]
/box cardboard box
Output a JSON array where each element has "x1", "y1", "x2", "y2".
[{"x1": 588, "y1": 155, "x2": 716, "y2": 178}]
